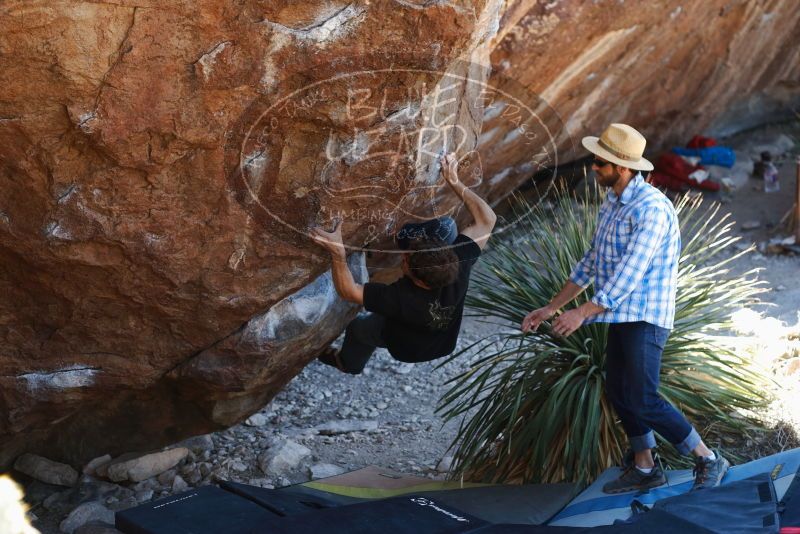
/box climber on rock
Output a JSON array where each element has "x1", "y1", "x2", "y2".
[{"x1": 311, "y1": 153, "x2": 497, "y2": 374}]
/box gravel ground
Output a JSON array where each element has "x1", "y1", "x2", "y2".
[{"x1": 24, "y1": 125, "x2": 800, "y2": 533}]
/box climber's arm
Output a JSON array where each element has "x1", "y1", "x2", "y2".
[{"x1": 311, "y1": 223, "x2": 364, "y2": 305}]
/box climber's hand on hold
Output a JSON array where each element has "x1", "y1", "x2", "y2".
[
  {"x1": 312, "y1": 219, "x2": 346, "y2": 258},
  {"x1": 440, "y1": 153, "x2": 461, "y2": 189}
]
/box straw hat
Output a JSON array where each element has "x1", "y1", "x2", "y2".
[{"x1": 582, "y1": 123, "x2": 654, "y2": 171}]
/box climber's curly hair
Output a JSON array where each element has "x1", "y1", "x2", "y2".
[{"x1": 406, "y1": 238, "x2": 460, "y2": 289}]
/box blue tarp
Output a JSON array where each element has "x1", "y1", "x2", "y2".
[{"x1": 671, "y1": 146, "x2": 736, "y2": 167}]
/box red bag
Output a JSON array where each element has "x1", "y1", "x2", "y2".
[
  {"x1": 654, "y1": 153, "x2": 721, "y2": 192},
  {"x1": 648, "y1": 171, "x2": 689, "y2": 193},
  {"x1": 687, "y1": 135, "x2": 717, "y2": 149}
]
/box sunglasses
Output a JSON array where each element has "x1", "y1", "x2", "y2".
[{"x1": 592, "y1": 158, "x2": 612, "y2": 168}]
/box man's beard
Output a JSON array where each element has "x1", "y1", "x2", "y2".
[{"x1": 596, "y1": 171, "x2": 620, "y2": 188}]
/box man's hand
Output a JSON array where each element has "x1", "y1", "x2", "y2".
[
  {"x1": 441, "y1": 153, "x2": 467, "y2": 200},
  {"x1": 521, "y1": 305, "x2": 556, "y2": 333},
  {"x1": 551, "y1": 308, "x2": 587, "y2": 337},
  {"x1": 311, "y1": 220, "x2": 345, "y2": 258}
]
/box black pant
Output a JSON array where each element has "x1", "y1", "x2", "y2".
[{"x1": 339, "y1": 312, "x2": 388, "y2": 374}]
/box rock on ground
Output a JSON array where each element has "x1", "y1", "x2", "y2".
[
  {"x1": 308, "y1": 463, "x2": 347, "y2": 480},
  {"x1": 14, "y1": 455, "x2": 78, "y2": 487},
  {"x1": 258, "y1": 440, "x2": 311, "y2": 477},
  {"x1": 106, "y1": 448, "x2": 188, "y2": 483},
  {"x1": 82, "y1": 456, "x2": 111, "y2": 477},
  {"x1": 314, "y1": 420, "x2": 379, "y2": 435},
  {"x1": 245, "y1": 414, "x2": 267, "y2": 427},
  {"x1": 176, "y1": 435, "x2": 214, "y2": 455},
  {"x1": 59, "y1": 502, "x2": 114, "y2": 534}
]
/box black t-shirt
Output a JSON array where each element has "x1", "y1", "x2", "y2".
[{"x1": 362, "y1": 234, "x2": 482, "y2": 363}]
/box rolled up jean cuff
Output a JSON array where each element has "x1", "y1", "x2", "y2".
[
  {"x1": 630, "y1": 431, "x2": 657, "y2": 452},
  {"x1": 675, "y1": 427, "x2": 702, "y2": 455}
]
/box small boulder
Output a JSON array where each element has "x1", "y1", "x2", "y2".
[
  {"x1": 245, "y1": 413, "x2": 267, "y2": 427},
  {"x1": 171, "y1": 475, "x2": 189, "y2": 493},
  {"x1": 156, "y1": 469, "x2": 177, "y2": 487},
  {"x1": 59, "y1": 501, "x2": 114, "y2": 534},
  {"x1": 134, "y1": 489, "x2": 153, "y2": 503},
  {"x1": 436, "y1": 455, "x2": 454, "y2": 473},
  {"x1": 106, "y1": 448, "x2": 188, "y2": 483},
  {"x1": 314, "y1": 420, "x2": 378, "y2": 435},
  {"x1": 177, "y1": 434, "x2": 215, "y2": 454},
  {"x1": 184, "y1": 469, "x2": 202, "y2": 485},
  {"x1": 308, "y1": 463, "x2": 346, "y2": 480},
  {"x1": 82, "y1": 455, "x2": 112, "y2": 477},
  {"x1": 257, "y1": 440, "x2": 310, "y2": 476},
  {"x1": 14, "y1": 453, "x2": 78, "y2": 487}
]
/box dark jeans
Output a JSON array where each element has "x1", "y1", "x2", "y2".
[
  {"x1": 605, "y1": 322, "x2": 701, "y2": 454},
  {"x1": 338, "y1": 312, "x2": 387, "y2": 374}
]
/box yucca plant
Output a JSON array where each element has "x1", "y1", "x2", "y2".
[{"x1": 437, "y1": 183, "x2": 771, "y2": 485}]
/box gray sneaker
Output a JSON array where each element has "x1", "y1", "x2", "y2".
[
  {"x1": 621, "y1": 449, "x2": 661, "y2": 469},
  {"x1": 602, "y1": 464, "x2": 667, "y2": 494},
  {"x1": 691, "y1": 452, "x2": 729, "y2": 491}
]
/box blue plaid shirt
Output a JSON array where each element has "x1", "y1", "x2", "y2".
[{"x1": 569, "y1": 174, "x2": 680, "y2": 329}]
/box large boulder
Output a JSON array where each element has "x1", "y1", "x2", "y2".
[{"x1": 1, "y1": 0, "x2": 798, "y2": 467}]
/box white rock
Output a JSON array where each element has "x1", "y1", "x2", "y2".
[
  {"x1": 14, "y1": 453, "x2": 78, "y2": 487},
  {"x1": 132, "y1": 479, "x2": 158, "y2": 492},
  {"x1": 171, "y1": 475, "x2": 188, "y2": 493},
  {"x1": 314, "y1": 420, "x2": 379, "y2": 435},
  {"x1": 185, "y1": 469, "x2": 203, "y2": 485},
  {"x1": 741, "y1": 221, "x2": 761, "y2": 231},
  {"x1": 436, "y1": 455, "x2": 454, "y2": 473},
  {"x1": 44, "y1": 490, "x2": 69, "y2": 510},
  {"x1": 308, "y1": 463, "x2": 347, "y2": 480},
  {"x1": 177, "y1": 434, "x2": 215, "y2": 453},
  {"x1": 198, "y1": 463, "x2": 212, "y2": 477},
  {"x1": 82, "y1": 454, "x2": 112, "y2": 476},
  {"x1": 258, "y1": 440, "x2": 311, "y2": 476},
  {"x1": 393, "y1": 363, "x2": 415, "y2": 374},
  {"x1": 59, "y1": 501, "x2": 114, "y2": 534},
  {"x1": 135, "y1": 489, "x2": 154, "y2": 503},
  {"x1": 106, "y1": 448, "x2": 189, "y2": 483},
  {"x1": 245, "y1": 413, "x2": 267, "y2": 427},
  {"x1": 157, "y1": 469, "x2": 176, "y2": 486}
]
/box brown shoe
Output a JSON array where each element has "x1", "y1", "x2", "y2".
[{"x1": 318, "y1": 347, "x2": 346, "y2": 372}]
